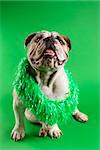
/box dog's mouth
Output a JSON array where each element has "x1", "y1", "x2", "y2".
[
  {"x1": 30, "y1": 47, "x2": 66, "y2": 67},
  {"x1": 44, "y1": 49, "x2": 55, "y2": 57},
  {"x1": 43, "y1": 49, "x2": 65, "y2": 65}
]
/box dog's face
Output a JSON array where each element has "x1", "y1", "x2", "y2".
[{"x1": 25, "y1": 31, "x2": 71, "y2": 71}]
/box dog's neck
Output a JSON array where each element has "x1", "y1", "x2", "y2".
[
  {"x1": 37, "y1": 70, "x2": 56, "y2": 86},
  {"x1": 29, "y1": 63, "x2": 69, "y2": 99},
  {"x1": 29, "y1": 64, "x2": 61, "y2": 87}
]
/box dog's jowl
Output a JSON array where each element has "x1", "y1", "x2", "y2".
[{"x1": 11, "y1": 31, "x2": 88, "y2": 141}]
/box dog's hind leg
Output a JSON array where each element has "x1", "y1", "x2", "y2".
[
  {"x1": 11, "y1": 89, "x2": 25, "y2": 141},
  {"x1": 25, "y1": 108, "x2": 42, "y2": 124},
  {"x1": 72, "y1": 108, "x2": 88, "y2": 122},
  {"x1": 25, "y1": 109, "x2": 48, "y2": 137}
]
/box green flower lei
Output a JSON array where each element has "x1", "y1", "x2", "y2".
[{"x1": 13, "y1": 57, "x2": 79, "y2": 125}]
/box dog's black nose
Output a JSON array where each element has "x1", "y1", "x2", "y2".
[{"x1": 44, "y1": 36, "x2": 55, "y2": 50}]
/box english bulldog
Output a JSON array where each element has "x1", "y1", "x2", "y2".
[{"x1": 11, "y1": 31, "x2": 88, "y2": 141}]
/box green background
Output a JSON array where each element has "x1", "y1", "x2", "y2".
[{"x1": 0, "y1": 1, "x2": 100, "y2": 150}]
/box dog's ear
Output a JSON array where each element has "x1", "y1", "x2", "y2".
[
  {"x1": 62, "y1": 35, "x2": 71, "y2": 50},
  {"x1": 24, "y1": 33, "x2": 36, "y2": 48}
]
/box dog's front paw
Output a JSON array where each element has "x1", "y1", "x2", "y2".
[
  {"x1": 48, "y1": 124, "x2": 62, "y2": 139},
  {"x1": 11, "y1": 126, "x2": 25, "y2": 141}
]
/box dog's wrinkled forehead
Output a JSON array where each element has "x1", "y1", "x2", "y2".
[
  {"x1": 27, "y1": 31, "x2": 62, "y2": 46},
  {"x1": 34, "y1": 31, "x2": 59, "y2": 39},
  {"x1": 25, "y1": 30, "x2": 71, "y2": 50}
]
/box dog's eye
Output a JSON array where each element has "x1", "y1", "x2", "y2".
[
  {"x1": 56, "y1": 36, "x2": 65, "y2": 45},
  {"x1": 35, "y1": 35, "x2": 42, "y2": 43}
]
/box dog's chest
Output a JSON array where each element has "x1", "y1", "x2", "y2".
[{"x1": 40, "y1": 70, "x2": 69, "y2": 100}]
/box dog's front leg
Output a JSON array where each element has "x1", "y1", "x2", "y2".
[{"x1": 11, "y1": 89, "x2": 25, "y2": 141}]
